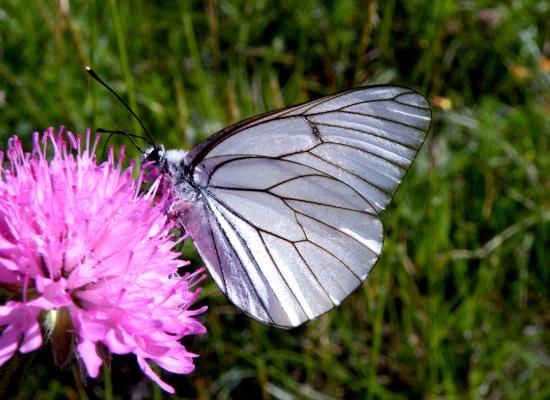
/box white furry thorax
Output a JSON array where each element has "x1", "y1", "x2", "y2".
[
  {"x1": 163, "y1": 149, "x2": 199, "y2": 205},
  {"x1": 164, "y1": 149, "x2": 187, "y2": 166}
]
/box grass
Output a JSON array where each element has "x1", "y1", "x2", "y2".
[{"x1": 0, "y1": 0, "x2": 549, "y2": 398}]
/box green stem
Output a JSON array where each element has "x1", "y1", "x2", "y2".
[{"x1": 103, "y1": 365, "x2": 113, "y2": 400}]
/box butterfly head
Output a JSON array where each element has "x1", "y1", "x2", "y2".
[
  {"x1": 141, "y1": 145, "x2": 166, "y2": 169},
  {"x1": 141, "y1": 145, "x2": 191, "y2": 189},
  {"x1": 141, "y1": 145, "x2": 196, "y2": 207}
]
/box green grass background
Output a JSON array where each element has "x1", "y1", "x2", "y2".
[{"x1": 1, "y1": 0, "x2": 549, "y2": 398}]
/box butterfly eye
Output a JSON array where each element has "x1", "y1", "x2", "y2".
[
  {"x1": 147, "y1": 148, "x2": 161, "y2": 162},
  {"x1": 141, "y1": 146, "x2": 165, "y2": 165}
]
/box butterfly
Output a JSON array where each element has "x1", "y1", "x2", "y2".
[{"x1": 140, "y1": 85, "x2": 431, "y2": 328}]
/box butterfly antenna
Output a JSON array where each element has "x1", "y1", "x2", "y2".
[
  {"x1": 85, "y1": 66, "x2": 157, "y2": 148},
  {"x1": 97, "y1": 128, "x2": 144, "y2": 152}
]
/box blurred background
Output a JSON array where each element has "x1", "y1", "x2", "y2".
[{"x1": 0, "y1": 0, "x2": 549, "y2": 398}]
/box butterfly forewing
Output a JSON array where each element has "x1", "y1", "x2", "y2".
[{"x1": 182, "y1": 86, "x2": 431, "y2": 328}]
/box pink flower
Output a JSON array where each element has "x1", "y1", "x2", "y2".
[{"x1": 0, "y1": 127, "x2": 206, "y2": 393}]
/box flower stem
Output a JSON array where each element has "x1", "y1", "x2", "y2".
[
  {"x1": 103, "y1": 365, "x2": 113, "y2": 400},
  {"x1": 71, "y1": 363, "x2": 90, "y2": 400}
]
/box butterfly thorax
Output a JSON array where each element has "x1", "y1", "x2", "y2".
[{"x1": 164, "y1": 148, "x2": 195, "y2": 193}]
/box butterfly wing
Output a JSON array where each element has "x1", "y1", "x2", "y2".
[{"x1": 181, "y1": 86, "x2": 431, "y2": 328}]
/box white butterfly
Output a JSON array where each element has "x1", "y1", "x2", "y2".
[{"x1": 144, "y1": 85, "x2": 431, "y2": 328}]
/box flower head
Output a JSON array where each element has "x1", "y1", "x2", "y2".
[{"x1": 0, "y1": 127, "x2": 206, "y2": 393}]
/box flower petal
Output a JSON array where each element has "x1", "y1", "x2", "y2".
[
  {"x1": 137, "y1": 355, "x2": 175, "y2": 394},
  {"x1": 153, "y1": 349, "x2": 196, "y2": 374},
  {"x1": 19, "y1": 320, "x2": 42, "y2": 353},
  {"x1": 0, "y1": 326, "x2": 19, "y2": 366},
  {"x1": 77, "y1": 339, "x2": 102, "y2": 378}
]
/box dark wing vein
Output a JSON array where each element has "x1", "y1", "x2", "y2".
[
  {"x1": 299, "y1": 239, "x2": 362, "y2": 283},
  {"x1": 207, "y1": 183, "x2": 373, "y2": 299},
  {"x1": 310, "y1": 120, "x2": 419, "y2": 151},
  {"x1": 274, "y1": 156, "x2": 380, "y2": 214},
  {"x1": 208, "y1": 186, "x2": 373, "y2": 214},
  {"x1": 293, "y1": 207, "x2": 378, "y2": 257},
  {"x1": 203, "y1": 196, "x2": 275, "y2": 324},
  {"x1": 291, "y1": 242, "x2": 337, "y2": 307},
  {"x1": 315, "y1": 139, "x2": 408, "y2": 171},
  {"x1": 202, "y1": 199, "x2": 227, "y2": 293},
  {"x1": 258, "y1": 232, "x2": 309, "y2": 317},
  {"x1": 206, "y1": 188, "x2": 299, "y2": 243},
  {"x1": 207, "y1": 156, "x2": 379, "y2": 215},
  {"x1": 311, "y1": 109, "x2": 427, "y2": 131},
  {"x1": 333, "y1": 94, "x2": 415, "y2": 111},
  {"x1": 304, "y1": 151, "x2": 393, "y2": 197}
]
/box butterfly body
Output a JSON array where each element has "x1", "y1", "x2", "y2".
[{"x1": 143, "y1": 85, "x2": 431, "y2": 328}]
